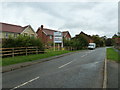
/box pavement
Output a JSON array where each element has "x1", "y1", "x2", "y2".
[
  {"x1": 107, "y1": 60, "x2": 119, "y2": 88},
  {"x1": 2, "y1": 47, "x2": 106, "y2": 89},
  {"x1": 107, "y1": 48, "x2": 120, "y2": 88}
]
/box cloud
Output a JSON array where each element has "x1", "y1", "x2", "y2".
[{"x1": 0, "y1": 2, "x2": 118, "y2": 38}]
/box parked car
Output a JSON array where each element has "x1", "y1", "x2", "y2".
[{"x1": 88, "y1": 43, "x2": 96, "y2": 50}]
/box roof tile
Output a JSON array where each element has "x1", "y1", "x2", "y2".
[{"x1": 0, "y1": 22, "x2": 28, "y2": 33}]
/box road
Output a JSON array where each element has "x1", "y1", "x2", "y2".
[{"x1": 3, "y1": 47, "x2": 106, "y2": 89}]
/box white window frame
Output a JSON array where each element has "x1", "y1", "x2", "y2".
[
  {"x1": 14, "y1": 33, "x2": 17, "y2": 38},
  {"x1": 30, "y1": 34, "x2": 34, "y2": 38},
  {"x1": 24, "y1": 33, "x2": 28, "y2": 36},
  {"x1": 50, "y1": 35, "x2": 52, "y2": 39},
  {"x1": 6, "y1": 33, "x2": 8, "y2": 38}
]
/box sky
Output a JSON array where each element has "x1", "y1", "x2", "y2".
[{"x1": 0, "y1": 1, "x2": 118, "y2": 38}]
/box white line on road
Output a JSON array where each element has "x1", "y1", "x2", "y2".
[
  {"x1": 10, "y1": 76, "x2": 39, "y2": 90},
  {"x1": 81, "y1": 55, "x2": 85, "y2": 57},
  {"x1": 58, "y1": 61, "x2": 73, "y2": 68},
  {"x1": 95, "y1": 62, "x2": 99, "y2": 64},
  {"x1": 81, "y1": 54, "x2": 87, "y2": 57},
  {"x1": 94, "y1": 61, "x2": 103, "y2": 64}
]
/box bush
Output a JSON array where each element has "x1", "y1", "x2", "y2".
[
  {"x1": 63, "y1": 35, "x2": 88, "y2": 50},
  {"x1": 92, "y1": 35, "x2": 105, "y2": 47},
  {"x1": 2, "y1": 35, "x2": 44, "y2": 51},
  {"x1": 63, "y1": 39, "x2": 71, "y2": 46},
  {"x1": 71, "y1": 35, "x2": 88, "y2": 50}
]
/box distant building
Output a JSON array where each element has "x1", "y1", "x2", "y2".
[
  {"x1": 0, "y1": 22, "x2": 37, "y2": 39},
  {"x1": 62, "y1": 31, "x2": 71, "y2": 40},
  {"x1": 75, "y1": 31, "x2": 94, "y2": 43},
  {"x1": 36, "y1": 25, "x2": 71, "y2": 46}
]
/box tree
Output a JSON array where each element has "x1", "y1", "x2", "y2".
[
  {"x1": 92, "y1": 35, "x2": 105, "y2": 47},
  {"x1": 118, "y1": 32, "x2": 120, "y2": 37},
  {"x1": 71, "y1": 35, "x2": 88, "y2": 50},
  {"x1": 112, "y1": 34, "x2": 118, "y2": 38},
  {"x1": 105, "y1": 38, "x2": 113, "y2": 46},
  {"x1": 63, "y1": 38, "x2": 71, "y2": 47}
]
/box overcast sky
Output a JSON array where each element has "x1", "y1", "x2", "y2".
[{"x1": 0, "y1": 1, "x2": 118, "y2": 38}]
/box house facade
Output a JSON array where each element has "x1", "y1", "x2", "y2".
[
  {"x1": 76, "y1": 31, "x2": 94, "y2": 43},
  {"x1": 36, "y1": 25, "x2": 71, "y2": 46},
  {"x1": 62, "y1": 31, "x2": 71, "y2": 40},
  {"x1": 0, "y1": 22, "x2": 37, "y2": 39}
]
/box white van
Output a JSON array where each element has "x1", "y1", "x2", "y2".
[{"x1": 88, "y1": 43, "x2": 96, "y2": 50}]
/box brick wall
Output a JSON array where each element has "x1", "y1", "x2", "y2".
[{"x1": 64, "y1": 33, "x2": 71, "y2": 40}]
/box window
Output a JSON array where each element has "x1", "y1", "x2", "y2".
[
  {"x1": 65, "y1": 38, "x2": 70, "y2": 40},
  {"x1": 17, "y1": 33, "x2": 20, "y2": 36},
  {"x1": 14, "y1": 33, "x2": 17, "y2": 38},
  {"x1": 50, "y1": 35, "x2": 52, "y2": 39},
  {"x1": 30, "y1": 34, "x2": 34, "y2": 38},
  {"x1": 24, "y1": 33, "x2": 27, "y2": 36},
  {"x1": 6, "y1": 33, "x2": 8, "y2": 38}
]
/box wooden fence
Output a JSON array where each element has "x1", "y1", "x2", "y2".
[
  {"x1": 0, "y1": 46, "x2": 76, "y2": 58},
  {"x1": 0, "y1": 46, "x2": 45, "y2": 58}
]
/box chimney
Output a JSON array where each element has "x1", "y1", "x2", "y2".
[{"x1": 41, "y1": 25, "x2": 44, "y2": 30}]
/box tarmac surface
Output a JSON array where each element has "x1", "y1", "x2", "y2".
[{"x1": 2, "y1": 47, "x2": 106, "y2": 89}]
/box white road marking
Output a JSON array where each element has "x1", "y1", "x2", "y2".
[
  {"x1": 95, "y1": 62, "x2": 99, "y2": 64},
  {"x1": 10, "y1": 76, "x2": 39, "y2": 90},
  {"x1": 81, "y1": 55, "x2": 85, "y2": 57},
  {"x1": 81, "y1": 54, "x2": 87, "y2": 57},
  {"x1": 58, "y1": 61, "x2": 73, "y2": 68},
  {"x1": 94, "y1": 61, "x2": 102, "y2": 64}
]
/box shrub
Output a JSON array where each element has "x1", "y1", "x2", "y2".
[
  {"x1": 71, "y1": 35, "x2": 88, "y2": 50},
  {"x1": 2, "y1": 35, "x2": 44, "y2": 51},
  {"x1": 63, "y1": 35, "x2": 88, "y2": 50}
]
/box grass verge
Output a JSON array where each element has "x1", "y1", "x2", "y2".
[
  {"x1": 106, "y1": 48, "x2": 120, "y2": 62},
  {"x1": 2, "y1": 50, "x2": 72, "y2": 66}
]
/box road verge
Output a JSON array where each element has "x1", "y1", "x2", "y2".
[{"x1": 2, "y1": 51, "x2": 80, "y2": 73}]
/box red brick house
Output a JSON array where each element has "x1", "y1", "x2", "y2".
[
  {"x1": 75, "y1": 31, "x2": 94, "y2": 43},
  {"x1": 62, "y1": 31, "x2": 71, "y2": 40},
  {"x1": 36, "y1": 25, "x2": 71, "y2": 46}
]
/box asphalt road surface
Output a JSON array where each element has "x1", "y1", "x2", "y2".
[{"x1": 3, "y1": 47, "x2": 106, "y2": 89}]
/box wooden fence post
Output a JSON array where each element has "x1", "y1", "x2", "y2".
[
  {"x1": 26, "y1": 47, "x2": 27, "y2": 56},
  {"x1": 12, "y1": 48, "x2": 14, "y2": 57},
  {"x1": 36, "y1": 47, "x2": 38, "y2": 54}
]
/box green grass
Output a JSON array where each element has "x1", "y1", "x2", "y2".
[
  {"x1": 2, "y1": 50, "x2": 71, "y2": 66},
  {"x1": 106, "y1": 48, "x2": 120, "y2": 62}
]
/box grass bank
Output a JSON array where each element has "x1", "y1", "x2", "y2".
[
  {"x1": 2, "y1": 50, "x2": 72, "y2": 66},
  {"x1": 106, "y1": 48, "x2": 120, "y2": 62}
]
